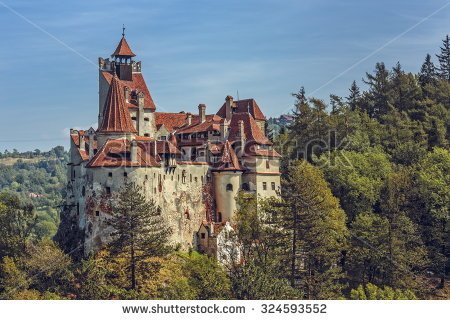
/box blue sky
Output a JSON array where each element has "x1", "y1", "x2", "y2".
[{"x1": 1, "y1": 0, "x2": 450, "y2": 151}]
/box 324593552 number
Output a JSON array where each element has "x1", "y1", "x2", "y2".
[{"x1": 261, "y1": 303, "x2": 327, "y2": 314}]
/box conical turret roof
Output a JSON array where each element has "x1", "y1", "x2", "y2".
[{"x1": 98, "y1": 74, "x2": 137, "y2": 133}]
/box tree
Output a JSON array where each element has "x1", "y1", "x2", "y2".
[
  {"x1": 288, "y1": 87, "x2": 315, "y2": 160},
  {"x1": 0, "y1": 257, "x2": 30, "y2": 299},
  {"x1": 320, "y1": 149, "x2": 392, "y2": 222},
  {"x1": 363, "y1": 62, "x2": 393, "y2": 118},
  {"x1": 350, "y1": 283, "x2": 416, "y2": 300},
  {"x1": 181, "y1": 251, "x2": 231, "y2": 300},
  {"x1": 0, "y1": 192, "x2": 37, "y2": 259},
  {"x1": 347, "y1": 81, "x2": 361, "y2": 111},
  {"x1": 228, "y1": 192, "x2": 298, "y2": 299},
  {"x1": 282, "y1": 161, "x2": 348, "y2": 299},
  {"x1": 107, "y1": 182, "x2": 171, "y2": 291},
  {"x1": 436, "y1": 35, "x2": 450, "y2": 81},
  {"x1": 416, "y1": 148, "x2": 450, "y2": 288},
  {"x1": 231, "y1": 260, "x2": 299, "y2": 299},
  {"x1": 347, "y1": 212, "x2": 391, "y2": 286},
  {"x1": 23, "y1": 240, "x2": 74, "y2": 295},
  {"x1": 419, "y1": 54, "x2": 437, "y2": 89}
]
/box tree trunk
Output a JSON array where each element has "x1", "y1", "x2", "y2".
[
  {"x1": 131, "y1": 237, "x2": 136, "y2": 291},
  {"x1": 291, "y1": 210, "x2": 297, "y2": 287}
]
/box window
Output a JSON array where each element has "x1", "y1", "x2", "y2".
[
  {"x1": 262, "y1": 182, "x2": 267, "y2": 190},
  {"x1": 108, "y1": 172, "x2": 112, "y2": 177},
  {"x1": 217, "y1": 212, "x2": 222, "y2": 222},
  {"x1": 144, "y1": 133, "x2": 150, "y2": 137},
  {"x1": 242, "y1": 183, "x2": 250, "y2": 191},
  {"x1": 201, "y1": 233, "x2": 206, "y2": 239},
  {"x1": 95, "y1": 211, "x2": 100, "y2": 217},
  {"x1": 271, "y1": 182, "x2": 276, "y2": 190},
  {"x1": 145, "y1": 175, "x2": 148, "y2": 180},
  {"x1": 82, "y1": 186, "x2": 86, "y2": 197},
  {"x1": 144, "y1": 117, "x2": 149, "y2": 121},
  {"x1": 106, "y1": 187, "x2": 111, "y2": 195},
  {"x1": 194, "y1": 176, "x2": 198, "y2": 183},
  {"x1": 226, "y1": 183, "x2": 233, "y2": 191},
  {"x1": 266, "y1": 160, "x2": 270, "y2": 169},
  {"x1": 131, "y1": 116, "x2": 137, "y2": 121},
  {"x1": 77, "y1": 203, "x2": 80, "y2": 215},
  {"x1": 124, "y1": 172, "x2": 128, "y2": 177}
]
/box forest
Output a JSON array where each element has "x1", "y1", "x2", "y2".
[{"x1": 0, "y1": 37, "x2": 449, "y2": 300}]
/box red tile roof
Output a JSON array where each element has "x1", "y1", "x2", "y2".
[
  {"x1": 216, "y1": 98, "x2": 266, "y2": 121},
  {"x1": 228, "y1": 112, "x2": 271, "y2": 145},
  {"x1": 213, "y1": 140, "x2": 244, "y2": 171},
  {"x1": 98, "y1": 74, "x2": 137, "y2": 134},
  {"x1": 71, "y1": 133, "x2": 98, "y2": 161},
  {"x1": 176, "y1": 119, "x2": 221, "y2": 134},
  {"x1": 247, "y1": 148, "x2": 281, "y2": 158},
  {"x1": 155, "y1": 112, "x2": 188, "y2": 132},
  {"x1": 86, "y1": 139, "x2": 160, "y2": 168},
  {"x1": 101, "y1": 71, "x2": 156, "y2": 110},
  {"x1": 112, "y1": 36, "x2": 136, "y2": 57}
]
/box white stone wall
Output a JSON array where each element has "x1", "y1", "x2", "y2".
[
  {"x1": 213, "y1": 171, "x2": 242, "y2": 222},
  {"x1": 77, "y1": 162, "x2": 209, "y2": 254}
]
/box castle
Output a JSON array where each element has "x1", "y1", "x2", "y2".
[{"x1": 59, "y1": 33, "x2": 281, "y2": 258}]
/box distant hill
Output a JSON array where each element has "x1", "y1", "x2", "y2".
[
  {"x1": 0, "y1": 146, "x2": 68, "y2": 239},
  {"x1": 267, "y1": 114, "x2": 293, "y2": 138}
]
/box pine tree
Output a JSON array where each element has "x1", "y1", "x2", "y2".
[
  {"x1": 282, "y1": 161, "x2": 348, "y2": 299},
  {"x1": 288, "y1": 87, "x2": 316, "y2": 161},
  {"x1": 436, "y1": 35, "x2": 450, "y2": 81},
  {"x1": 107, "y1": 182, "x2": 171, "y2": 291},
  {"x1": 347, "y1": 81, "x2": 361, "y2": 111},
  {"x1": 363, "y1": 62, "x2": 392, "y2": 118},
  {"x1": 419, "y1": 54, "x2": 437, "y2": 88}
]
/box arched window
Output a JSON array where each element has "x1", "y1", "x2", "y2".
[{"x1": 226, "y1": 183, "x2": 233, "y2": 191}]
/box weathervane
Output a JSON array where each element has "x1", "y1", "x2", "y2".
[{"x1": 122, "y1": 24, "x2": 126, "y2": 37}]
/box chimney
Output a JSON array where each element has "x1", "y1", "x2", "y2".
[
  {"x1": 79, "y1": 132, "x2": 86, "y2": 152},
  {"x1": 124, "y1": 87, "x2": 130, "y2": 103},
  {"x1": 137, "y1": 91, "x2": 144, "y2": 108},
  {"x1": 220, "y1": 121, "x2": 229, "y2": 141},
  {"x1": 198, "y1": 104, "x2": 206, "y2": 123},
  {"x1": 88, "y1": 131, "x2": 95, "y2": 160},
  {"x1": 130, "y1": 140, "x2": 138, "y2": 163},
  {"x1": 137, "y1": 92, "x2": 145, "y2": 136},
  {"x1": 153, "y1": 140, "x2": 158, "y2": 158},
  {"x1": 186, "y1": 112, "x2": 192, "y2": 126},
  {"x1": 225, "y1": 95, "x2": 234, "y2": 121},
  {"x1": 238, "y1": 120, "x2": 245, "y2": 155}
]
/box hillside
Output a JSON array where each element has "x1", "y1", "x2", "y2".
[{"x1": 0, "y1": 146, "x2": 68, "y2": 239}]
